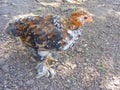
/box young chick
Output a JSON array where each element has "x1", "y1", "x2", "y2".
[{"x1": 6, "y1": 10, "x2": 93, "y2": 78}]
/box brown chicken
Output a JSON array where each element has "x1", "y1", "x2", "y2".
[{"x1": 6, "y1": 10, "x2": 93, "y2": 78}]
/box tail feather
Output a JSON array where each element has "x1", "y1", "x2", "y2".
[{"x1": 6, "y1": 23, "x2": 18, "y2": 37}]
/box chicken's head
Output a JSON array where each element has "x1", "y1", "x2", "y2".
[{"x1": 70, "y1": 10, "x2": 93, "y2": 28}]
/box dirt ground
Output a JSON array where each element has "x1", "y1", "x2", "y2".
[{"x1": 0, "y1": 0, "x2": 120, "y2": 90}]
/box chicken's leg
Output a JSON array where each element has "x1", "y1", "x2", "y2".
[
  {"x1": 45, "y1": 56, "x2": 58, "y2": 68},
  {"x1": 36, "y1": 56, "x2": 57, "y2": 78}
]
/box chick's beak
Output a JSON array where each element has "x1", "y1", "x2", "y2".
[{"x1": 87, "y1": 15, "x2": 93, "y2": 23}]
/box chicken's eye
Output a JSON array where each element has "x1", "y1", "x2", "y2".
[{"x1": 84, "y1": 17, "x2": 88, "y2": 19}]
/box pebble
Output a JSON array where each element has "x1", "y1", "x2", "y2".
[
  {"x1": 18, "y1": 81, "x2": 24, "y2": 86},
  {"x1": 67, "y1": 79, "x2": 71, "y2": 83},
  {"x1": 84, "y1": 44, "x2": 88, "y2": 47},
  {"x1": 1, "y1": 64, "x2": 9, "y2": 72},
  {"x1": 26, "y1": 79, "x2": 34, "y2": 85},
  {"x1": 0, "y1": 87, "x2": 3, "y2": 90},
  {"x1": 4, "y1": 54, "x2": 10, "y2": 59},
  {"x1": 1, "y1": 15, "x2": 8, "y2": 20},
  {"x1": 112, "y1": 77, "x2": 120, "y2": 86},
  {"x1": 5, "y1": 88, "x2": 12, "y2": 90},
  {"x1": 0, "y1": 59, "x2": 6, "y2": 66},
  {"x1": 83, "y1": 63, "x2": 87, "y2": 66},
  {"x1": 44, "y1": 85, "x2": 49, "y2": 90},
  {"x1": 76, "y1": 48, "x2": 82, "y2": 52},
  {"x1": 60, "y1": 7, "x2": 69, "y2": 11},
  {"x1": 82, "y1": 0, "x2": 87, "y2": 2},
  {"x1": 32, "y1": 86, "x2": 39, "y2": 90}
]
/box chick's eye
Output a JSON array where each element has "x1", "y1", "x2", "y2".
[{"x1": 84, "y1": 17, "x2": 88, "y2": 19}]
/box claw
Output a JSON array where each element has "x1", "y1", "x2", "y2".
[
  {"x1": 45, "y1": 56, "x2": 58, "y2": 68},
  {"x1": 35, "y1": 51, "x2": 58, "y2": 78},
  {"x1": 36, "y1": 61, "x2": 56, "y2": 78}
]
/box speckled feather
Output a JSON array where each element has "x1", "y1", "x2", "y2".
[
  {"x1": 6, "y1": 10, "x2": 93, "y2": 62},
  {"x1": 6, "y1": 11, "x2": 85, "y2": 50},
  {"x1": 7, "y1": 15, "x2": 62, "y2": 49}
]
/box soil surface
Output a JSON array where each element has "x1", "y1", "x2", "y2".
[{"x1": 0, "y1": 0, "x2": 120, "y2": 90}]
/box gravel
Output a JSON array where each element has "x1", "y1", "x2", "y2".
[{"x1": 0, "y1": 0, "x2": 120, "y2": 90}]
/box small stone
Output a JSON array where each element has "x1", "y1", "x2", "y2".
[
  {"x1": 26, "y1": 79, "x2": 34, "y2": 85},
  {"x1": 60, "y1": 7, "x2": 69, "y2": 11},
  {"x1": 32, "y1": 86, "x2": 39, "y2": 90},
  {"x1": 77, "y1": 48, "x2": 82, "y2": 52},
  {"x1": 0, "y1": 59, "x2": 6, "y2": 66},
  {"x1": 84, "y1": 44, "x2": 87, "y2": 47},
  {"x1": 1, "y1": 15, "x2": 8, "y2": 20},
  {"x1": 18, "y1": 81, "x2": 24, "y2": 86},
  {"x1": 113, "y1": 77, "x2": 120, "y2": 86},
  {"x1": 83, "y1": 63, "x2": 87, "y2": 66},
  {"x1": 86, "y1": 58, "x2": 89, "y2": 62},
  {"x1": 82, "y1": 0, "x2": 87, "y2": 2},
  {"x1": 44, "y1": 85, "x2": 49, "y2": 90},
  {"x1": 0, "y1": 87, "x2": 3, "y2": 90},
  {"x1": 4, "y1": 54, "x2": 10, "y2": 59},
  {"x1": 67, "y1": 79, "x2": 71, "y2": 83},
  {"x1": 5, "y1": 88, "x2": 12, "y2": 90},
  {"x1": 1, "y1": 64, "x2": 9, "y2": 72},
  {"x1": 86, "y1": 48, "x2": 89, "y2": 50},
  {"x1": 24, "y1": 62, "x2": 27, "y2": 65}
]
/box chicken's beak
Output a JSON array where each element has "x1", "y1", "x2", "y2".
[
  {"x1": 89, "y1": 19, "x2": 94, "y2": 23},
  {"x1": 88, "y1": 15, "x2": 94, "y2": 23}
]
